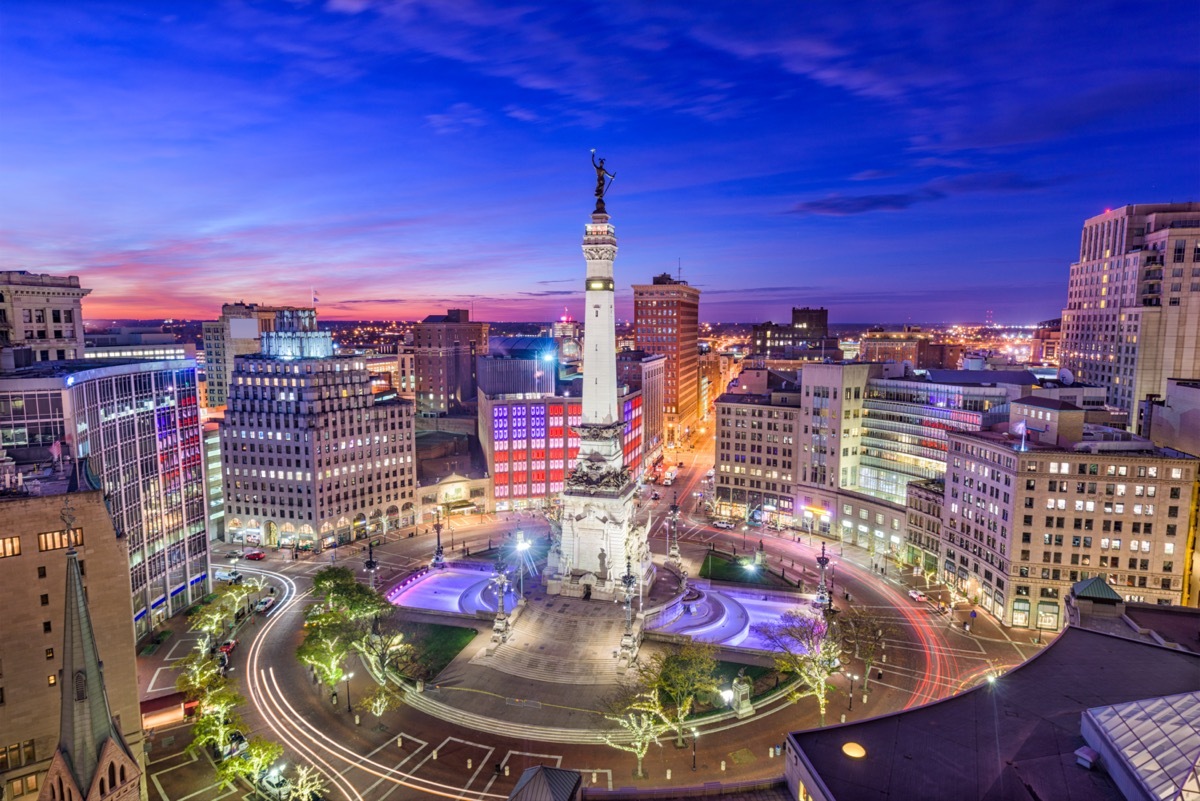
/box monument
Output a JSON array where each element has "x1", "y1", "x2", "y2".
[{"x1": 546, "y1": 153, "x2": 652, "y2": 613}]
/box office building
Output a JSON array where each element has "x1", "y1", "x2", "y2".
[
  {"x1": 751, "y1": 306, "x2": 840, "y2": 360},
  {"x1": 396, "y1": 346, "x2": 416, "y2": 399},
  {"x1": 633, "y1": 273, "x2": 700, "y2": 446},
  {"x1": 0, "y1": 489, "x2": 145, "y2": 801},
  {"x1": 221, "y1": 325, "x2": 416, "y2": 552},
  {"x1": 203, "y1": 420, "x2": 225, "y2": 543},
  {"x1": 201, "y1": 302, "x2": 315, "y2": 408},
  {"x1": 1142, "y1": 378, "x2": 1200, "y2": 458},
  {"x1": 0, "y1": 359, "x2": 208, "y2": 637},
  {"x1": 84, "y1": 327, "x2": 194, "y2": 362},
  {"x1": 1060, "y1": 203, "x2": 1200, "y2": 421},
  {"x1": 616, "y1": 350, "x2": 666, "y2": 469},
  {"x1": 478, "y1": 337, "x2": 559, "y2": 398},
  {"x1": 0, "y1": 271, "x2": 90, "y2": 362},
  {"x1": 413, "y1": 309, "x2": 489, "y2": 417},
  {"x1": 713, "y1": 383, "x2": 803, "y2": 528},
  {"x1": 943, "y1": 397, "x2": 1196, "y2": 630},
  {"x1": 859, "y1": 326, "x2": 962, "y2": 369}
]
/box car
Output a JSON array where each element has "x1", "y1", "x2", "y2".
[
  {"x1": 651, "y1": 491, "x2": 661, "y2": 501},
  {"x1": 226, "y1": 550, "x2": 242, "y2": 560},
  {"x1": 908, "y1": 590, "x2": 928, "y2": 602},
  {"x1": 218, "y1": 638, "x2": 238, "y2": 654},
  {"x1": 706, "y1": 468, "x2": 715, "y2": 479},
  {"x1": 254, "y1": 597, "x2": 276, "y2": 613},
  {"x1": 211, "y1": 730, "x2": 247, "y2": 761},
  {"x1": 217, "y1": 652, "x2": 229, "y2": 669},
  {"x1": 243, "y1": 550, "x2": 266, "y2": 561},
  {"x1": 713, "y1": 519, "x2": 735, "y2": 530},
  {"x1": 259, "y1": 771, "x2": 291, "y2": 799}
]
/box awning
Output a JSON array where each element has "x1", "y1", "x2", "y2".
[{"x1": 446, "y1": 500, "x2": 476, "y2": 510}]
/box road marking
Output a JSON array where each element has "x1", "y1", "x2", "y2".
[
  {"x1": 162, "y1": 634, "x2": 203, "y2": 661},
  {"x1": 147, "y1": 665, "x2": 181, "y2": 693}
]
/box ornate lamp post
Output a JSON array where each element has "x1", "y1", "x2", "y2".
[
  {"x1": 816, "y1": 542, "x2": 831, "y2": 613},
  {"x1": 845, "y1": 672, "x2": 859, "y2": 711},
  {"x1": 621, "y1": 558, "x2": 637, "y2": 633},
  {"x1": 345, "y1": 671, "x2": 355, "y2": 713},
  {"x1": 432, "y1": 506, "x2": 446, "y2": 570},
  {"x1": 691, "y1": 728, "x2": 699, "y2": 771},
  {"x1": 668, "y1": 492, "x2": 681, "y2": 564},
  {"x1": 364, "y1": 542, "x2": 379, "y2": 591}
]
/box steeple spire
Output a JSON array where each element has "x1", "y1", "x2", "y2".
[{"x1": 38, "y1": 496, "x2": 139, "y2": 801}]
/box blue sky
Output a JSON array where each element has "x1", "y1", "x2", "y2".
[{"x1": 1, "y1": 0, "x2": 1197, "y2": 324}]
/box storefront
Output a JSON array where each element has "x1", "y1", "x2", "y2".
[{"x1": 1012, "y1": 598, "x2": 1031, "y2": 628}]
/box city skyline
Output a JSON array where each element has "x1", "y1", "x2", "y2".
[{"x1": 2, "y1": 1, "x2": 1197, "y2": 324}]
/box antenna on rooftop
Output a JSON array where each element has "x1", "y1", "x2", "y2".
[{"x1": 677, "y1": 257, "x2": 682, "y2": 281}]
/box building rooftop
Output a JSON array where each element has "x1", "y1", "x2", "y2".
[
  {"x1": 788, "y1": 626, "x2": 1200, "y2": 801},
  {"x1": 1015, "y1": 396, "x2": 1084, "y2": 412},
  {"x1": 924, "y1": 369, "x2": 1040, "y2": 386},
  {"x1": 0, "y1": 357, "x2": 190, "y2": 381},
  {"x1": 957, "y1": 428, "x2": 1194, "y2": 460}
]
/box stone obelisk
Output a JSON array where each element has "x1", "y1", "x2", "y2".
[{"x1": 546, "y1": 154, "x2": 651, "y2": 608}]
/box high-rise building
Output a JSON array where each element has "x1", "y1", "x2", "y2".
[
  {"x1": 203, "y1": 420, "x2": 225, "y2": 543},
  {"x1": 412, "y1": 309, "x2": 489, "y2": 417},
  {"x1": 713, "y1": 383, "x2": 803, "y2": 528},
  {"x1": 548, "y1": 172, "x2": 650, "y2": 609},
  {"x1": 1060, "y1": 203, "x2": 1200, "y2": 422},
  {"x1": 942, "y1": 398, "x2": 1197, "y2": 629},
  {"x1": 0, "y1": 359, "x2": 208, "y2": 637},
  {"x1": 201, "y1": 303, "x2": 315, "y2": 408},
  {"x1": 0, "y1": 271, "x2": 90, "y2": 362},
  {"x1": 0, "y1": 490, "x2": 145, "y2": 801},
  {"x1": 633, "y1": 273, "x2": 700, "y2": 446},
  {"x1": 221, "y1": 325, "x2": 416, "y2": 552},
  {"x1": 616, "y1": 350, "x2": 666, "y2": 468}
]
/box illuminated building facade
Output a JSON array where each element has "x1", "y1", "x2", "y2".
[
  {"x1": 201, "y1": 303, "x2": 315, "y2": 408},
  {"x1": 0, "y1": 271, "x2": 89, "y2": 362},
  {"x1": 633, "y1": 273, "x2": 700, "y2": 446},
  {"x1": 0, "y1": 359, "x2": 208, "y2": 637},
  {"x1": 1060, "y1": 203, "x2": 1200, "y2": 421},
  {"x1": 221, "y1": 327, "x2": 416, "y2": 552},
  {"x1": 413, "y1": 309, "x2": 489, "y2": 417}
]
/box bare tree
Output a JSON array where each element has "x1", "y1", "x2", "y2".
[
  {"x1": 751, "y1": 611, "x2": 842, "y2": 726},
  {"x1": 837, "y1": 607, "x2": 897, "y2": 691},
  {"x1": 634, "y1": 642, "x2": 719, "y2": 746},
  {"x1": 602, "y1": 691, "x2": 668, "y2": 778}
]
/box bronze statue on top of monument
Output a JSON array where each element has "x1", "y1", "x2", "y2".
[{"x1": 591, "y1": 149, "x2": 615, "y2": 211}]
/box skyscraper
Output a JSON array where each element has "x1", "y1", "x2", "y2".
[
  {"x1": 1060, "y1": 203, "x2": 1200, "y2": 423},
  {"x1": 201, "y1": 302, "x2": 315, "y2": 409},
  {"x1": 548, "y1": 159, "x2": 650, "y2": 608},
  {"x1": 412, "y1": 309, "x2": 489, "y2": 417},
  {"x1": 221, "y1": 319, "x2": 416, "y2": 551},
  {"x1": 633, "y1": 273, "x2": 700, "y2": 446},
  {"x1": 0, "y1": 359, "x2": 208, "y2": 637}
]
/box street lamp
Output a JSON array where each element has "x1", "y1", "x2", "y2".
[
  {"x1": 741, "y1": 525, "x2": 748, "y2": 549},
  {"x1": 432, "y1": 506, "x2": 446, "y2": 569},
  {"x1": 364, "y1": 542, "x2": 379, "y2": 591},
  {"x1": 345, "y1": 671, "x2": 354, "y2": 713},
  {"x1": 846, "y1": 673, "x2": 860, "y2": 711},
  {"x1": 515, "y1": 539, "x2": 530, "y2": 599},
  {"x1": 691, "y1": 728, "x2": 699, "y2": 771}
]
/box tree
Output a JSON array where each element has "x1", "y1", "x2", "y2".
[
  {"x1": 837, "y1": 608, "x2": 897, "y2": 691},
  {"x1": 187, "y1": 683, "x2": 246, "y2": 754},
  {"x1": 215, "y1": 736, "x2": 283, "y2": 795},
  {"x1": 751, "y1": 611, "x2": 842, "y2": 726},
  {"x1": 297, "y1": 612, "x2": 352, "y2": 694},
  {"x1": 188, "y1": 600, "x2": 227, "y2": 649},
  {"x1": 175, "y1": 651, "x2": 223, "y2": 700},
  {"x1": 221, "y1": 580, "x2": 255, "y2": 620},
  {"x1": 356, "y1": 684, "x2": 403, "y2": 718},
  {"x1": 287, "y1": 765, "x2": 328, "y2": 801},
  {"x1": 634, "y1": 642, "x2": 719, "y2": 746},
  {"x1": 312, "y1": 566, "x2": 356, "y2": 605},
  {"x1": 354, "y1": 617, "x2": 411, "y2": 676},
  {"x1": 602, "y1": 692, "x2": 667, "y2": 779},
  {"x1": 338, "y1": 582, "x2": 393, "y2": 622}
]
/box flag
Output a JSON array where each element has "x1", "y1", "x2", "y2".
[{"x1": 312, "y1": 289, "x2": 319, "y2": 305}]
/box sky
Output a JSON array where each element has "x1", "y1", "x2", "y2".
[{"x1": 1, "y1": 1, "x2": 1197, "y2": 325}]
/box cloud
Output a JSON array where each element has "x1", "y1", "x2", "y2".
[
  {"x1": 425, "y1": 102, "x2": 487, "y2": 134},
  {"x1": 791, "y1": 172, "x2": 1068, "y2": 215},
  {"x1": 519, "y1": 290, "x2": 576, "y2": 297}
]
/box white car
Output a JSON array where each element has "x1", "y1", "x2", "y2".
[
  {"x1": 908, "y1": 590, "x2": 928, "y2": 602},
  {"x1": 706, "y1": 468, "x2": 715, "y2": 479},
  {"x1": 713, "y1": 519, "x2": 735, "y2": 530},
  {"x1": 260, "y1": 772, "x2": 291, "y2": 799},
  {"x1": 254, "y1": 596, "x2": 276, "y2": 613}
]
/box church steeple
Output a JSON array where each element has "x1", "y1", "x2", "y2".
[{"x1": 38, "y1": 499, "x2": 140, "y2": 801}]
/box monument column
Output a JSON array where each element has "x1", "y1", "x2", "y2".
[{"x1": 547, "y1": 154, "x2": 651, "y2": 604}]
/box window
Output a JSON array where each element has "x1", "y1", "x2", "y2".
[
  {"x1": 45, "y1": 649, "x2": 53, "y2": 660},
  {"x1": 0, "y1": 537, "x2": 20, "y2": 558},
  {"x1": 37, "y1": 528, "x2": 83, "y2": 552},
  {"x1": 39, "y1": 594, "x2": 48, "y2": 606},
  {"x1": 36, "y1": 566, "x2": 46, "y2": 579},
  {"x1": 42, "y1": 621, "x2": 51, "y2": 633},
  {"x1": 47, "y1": 675, "x2": 56, "y2": 687}
]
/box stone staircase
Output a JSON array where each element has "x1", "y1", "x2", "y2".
[{"x1": 471, "y1": 598, "x2": 629, "y2": 684}]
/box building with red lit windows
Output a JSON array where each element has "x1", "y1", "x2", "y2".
[{"x1": 480, "y1": 390, "x2": 644, "y2": 512}]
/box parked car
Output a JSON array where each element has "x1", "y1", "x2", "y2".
[
  {"x1": 651, "y1": 491, "x2": 662, "y2": 501},
  {"x1": 225, "y1": 550, "x2": 242, "y2": 560},
  {"x1": 211, "y1": 730, "x2": 247, "y2": 762},
  {"x1": 259, "y1": 771, "x2": 291, "y2": 799},
  {"x1": 218, "y1": 638, "x2": 239, "y2": 654},
  {"x1": 243, "y1": 550, "x2": 266, "y2": 561},
  {"x1": 713, "y1": 519, "x2": 735, "y2": 530},
  {"x1": 908, "y1": 590, "x2": 928, "y2": 602},
  {"x1": 254, "y1": 597, "x2": 276, "y2": 613}
]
